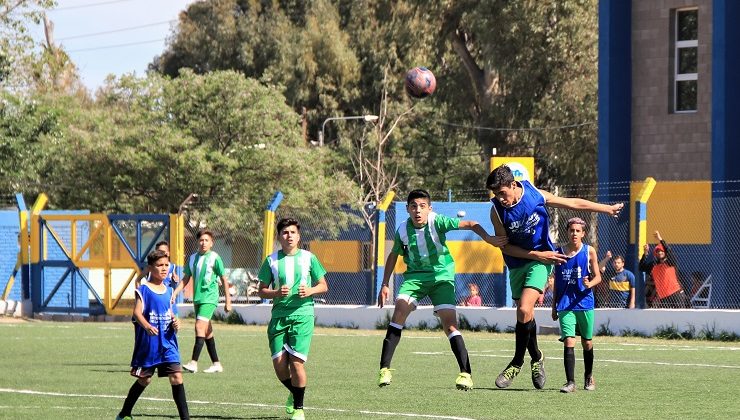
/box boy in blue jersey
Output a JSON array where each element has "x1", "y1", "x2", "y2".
[
  {"x1": 135, "y1": 241, "x2": 180, "y2": 315},
  {"x1": 116, "y1": 249, "x2": 189, "y2": 420},
  {"x1": 487, "y1": 165, "x2": 622, "y2": 390},
  {"x1": 376, "y1": 189, "x2": 507, "y2": 391},
  {"x1": 258, "y1": 218, "x2": 328, "y2": 420},
  {"x1": 552, "y1": 217, "x2": 601, "y2": 393}
]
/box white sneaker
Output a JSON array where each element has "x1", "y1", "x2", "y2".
[
  {"x1": 182, "y1": 360, "x2": 198, "y2": 373},
  {"x1": 203, "y1": 362, "x2": 223, "y2": 373}
]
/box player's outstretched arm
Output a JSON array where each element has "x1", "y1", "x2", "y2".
[
  {"x1": 541, "y1": 190, "x2": 623, "y2": 217},
  {"x1": 378, "y1": 251, "x2": 399, "y2": 308},
  {"x1": 458, "y1": 220, "x2": 508, "y2": 247}
]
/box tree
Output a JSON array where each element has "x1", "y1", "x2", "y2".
[{"x1": 0, "y1": 0, "x2": 56, "y2": 87}]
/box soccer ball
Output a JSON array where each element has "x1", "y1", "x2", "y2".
[{"x1": 405, "y1": 67, "x2": 436, "y2": 99}]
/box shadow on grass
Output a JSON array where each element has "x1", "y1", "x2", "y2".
[{"x1": 136, "y1": 415, "x2": 282, "y2": 419}]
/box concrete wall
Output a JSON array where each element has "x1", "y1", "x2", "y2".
[
  {"x1": 177, "y1": 304, "x2": 740, "y2": 335},
  {"x1": 631, "y1": 0, "x2": 713, "y2": 180}
]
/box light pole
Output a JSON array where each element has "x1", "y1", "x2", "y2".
[{"x1": 319, "y1": 114, "x2": 379, "y2": 146}]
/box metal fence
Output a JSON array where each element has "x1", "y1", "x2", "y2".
[{"x1": 176, "y1": 182, "x2": 740, "y2": 309}]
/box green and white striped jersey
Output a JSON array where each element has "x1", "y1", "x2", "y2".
[
  {"x1": 184, "y1": 251, "x2": 225, "y2": 305},
  {"x1": 258, "y1": 249, "x2": 327, "y2": 317},
  {"x1": 392, "y1": 212, "x2": 460, "y2": 281}
]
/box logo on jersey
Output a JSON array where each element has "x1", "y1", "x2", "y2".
[
  {"x1": 559, "y1": 266, "x2": 582, "y2": 285},
  {"x1": 507, "y1": 213, "x2": 541, "y2": 241}
]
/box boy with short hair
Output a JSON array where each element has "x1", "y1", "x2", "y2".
[
  {"x1": 487, "y1": 165, "x2": 622, "y2": 390},
  {"x1": 172, "y1": 229, "x2": 231, "y2": 374},
  {"x1": 376, "y1": 189, "x2": 506, "y2": 390},
  {"x1": 551, "y1": 217, "x2": 601, "y2": 393},
  {"x1": 607, "y1": 255, "x2": 635, "y2": 309},
  {"x1": 136, "y1": 241, "x2": 180, "y2": 315},
  {"x1": 257, "y1": 218, "x2": 328, "y2": 420},
  {"x1": 116, "y1": 249, "x2": 189, "y2": 420}
]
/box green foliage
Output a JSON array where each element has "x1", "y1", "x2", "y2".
[
  {"x1": 595, "y1": 320, "x2": 615, "y2": 336},
  {"x1": 654, "y1": 324, "x2": 687, "y2": 340},
  {"x1": 620, "y1": 327, "x2": 649, "y2": 338},
  {"x1": 458, "y1": 314, "x2": 500, "y2": 333}
]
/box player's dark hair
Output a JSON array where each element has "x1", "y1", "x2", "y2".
[
  {"x1": 613, "y1": 255, "x2": 625, "y2": 263},
  {"x1": 155, "y1": 240, "x2": 169, "y2": 249},
  {"x1": 486, "y1": 165, "x2": 515, "y2": 191},
  {"x1": 147, "y1": 249, "x2": 169, "y2": 266},
  {"x1": 196, "y1": 229, "x2": 214, "y2": 240},
  {"x1": 277, "y1": 218, "x2": 300, "y2": 233},
  {"x1": 406, "y1": 189, "x2": 431, "y2": 205}
]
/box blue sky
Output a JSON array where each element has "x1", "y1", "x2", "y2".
[{"x1": 32, "y1": 0, "x2": 193, "y2": 92}]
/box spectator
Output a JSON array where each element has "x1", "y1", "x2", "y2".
[
  {"x1": 607, "y1": 255, "x2": 636, "y2": 309},
  {"x1": 639, "y1": 231, "x2": 689, "y2": 308},
  {"x1": 462, "y1": 283, "x2": 482, "y2": 307}
]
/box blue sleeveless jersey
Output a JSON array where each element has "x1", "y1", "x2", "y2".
[
  {"x1": 492, "y1": 180, "x2": 555, "y2": 268},
  {"x1": 554, "y1": 244, "x2": 595, "y2": 311},
  {"x1": 131, "y1": 284, "x2": 180, "y2": 368},
  {"x1": 146, "y1": 264, "x2": 179, "y2": 315}
]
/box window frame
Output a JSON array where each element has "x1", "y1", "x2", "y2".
[{"x1": 673, "y1": 7, "x2": 699, "y2": 113}]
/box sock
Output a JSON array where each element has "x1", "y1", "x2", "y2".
[
  {"x1": 512, "y1": 321, "x2": 530, "y2": 367},
  {"x1": 448, "y1": 331, "x2": 471, "y2": 374},
  {"x1": 119, "y1": 381, "x2": 146, "y2": 417},
  {"x1": 526, "y1": 319, "x2": 541, "y2": 361},
  {"x1": 191, "y1": 336, "x2": 205, "y2": 362},
  {"x1": 205, "y1": 337, "x2": 219, "y2": 363},
  {"x1": 564, "y1": 347, "x2": 575, "y2": 383},
  {"x1": 280, "y1": 377, "x2": 295, "y2": 393},
  {"x1": 293, "y1": 386, "x2": 305, "y2": 409},
  {"x1": 171, "y1": 383, "x2": 189, "y2": 420},
  {"x1": 584, "y1": 347, "x2": 594, "y2": 378},
  {"x1": 380, "y1": 323, "x2": 403, "y2": 369}
]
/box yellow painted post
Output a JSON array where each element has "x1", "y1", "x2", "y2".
[
  {"x1": 373, "y1": 191, "x2": 395, "y2": 305},
  {"x1": 263, "y1": 192, "x2": 284, "y2": 259},
  {"x1": 634, "y1": 176, "x2": 656, "y2": 308},
  {"x1": 169, "y1": 214, "x2": 185, "y2": 268},
  {"x1": 30, "y1": 194, "x2": 48, "y2": 264}
]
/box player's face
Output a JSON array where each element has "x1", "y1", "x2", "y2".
[
  {"x1": 198, "y1": 234, "x2": 213, "y2": 253},
  {"x1": 567, "y1": 224, "x2": 585, "y2": 244},
  {"x1": 613, "y1": 258, "x2": 624, "y2": 271},
  {"x1": 491, "y1": 182, "x2": 518, "y2": 207},
  {"x1": 149, "y1": 257, "x2": 170, "y2": 281},
  {"x1": 407, "y1": 198, "x2": 432, "y2": 228},
  {"x1": 279, "y1": 225, "x2": 300, "y2": 252}
]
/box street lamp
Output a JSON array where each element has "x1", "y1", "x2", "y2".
[{"x1": 319, "y1": 114, "x2": 379, "y2": 146}]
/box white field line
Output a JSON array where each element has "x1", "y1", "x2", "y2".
[
  {"x1": 414, "y1": 351, "x2": 740, "y2": 369},
  {"x1": 0, "y1": 388, "x2": 479, "y2": 420}
]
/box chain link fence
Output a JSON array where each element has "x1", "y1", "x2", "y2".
[{"x1": 175, "y1": 181, "x2": 739, "y2": 309}]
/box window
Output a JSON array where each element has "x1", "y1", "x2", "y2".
[{"x1": 673, "y1": 8, "x2": 698, "y2": 112}]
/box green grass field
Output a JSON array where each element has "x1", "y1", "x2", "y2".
[{"x1": 1, "y1": 319, "x2": 739, "y2": 419}]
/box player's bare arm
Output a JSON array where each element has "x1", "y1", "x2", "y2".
[
  {"x1": 170, "y1": 275, "x2": 190, "y2": 304},
  {"x1": 378, "y1": 251, "x2": 399, "y2": 308},
  {"x1": 299, "y1": 277, "x2": 328, "y2": 298},
  {"x1": 257, "y1": 281, "x2": 288, "y2": 299},
  {"x1": 134, "y1": 266, "x2": 151, "y2": 288},
  {"x1": 583, "y1": 246, "x2": 603, "y2": 289},
  {"x1": 458, "y1": 220, "x2": 508, "y2": 247},
  {"x1": 133, "y1": 294, "x2": 158, "y2": 336},
  {"x1": 540, "y1": 190, "x2": 624, "y2": 217},
  {"x1": 490, "y1": 207, "x2": 566, "y2": 264},
  {"x1": 221, "y1": 275, "x2": 231, "y2": 312}
]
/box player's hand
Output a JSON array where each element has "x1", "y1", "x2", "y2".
[
  {"x1": 551, "y1": 308, "x2": 558, "y2": 321},
  {"x1": 654, "y1": 230, "x2": 663, "y2": 241},
  {"x1": 643, "y1": 243, "x2": 650, "y2": 254},
  {"x1": 534, "y1": 251, "x2": 567, "y2": 264},
  {"x1": 485, "y1": 235, "x2": 508, "y2": 248},
  {"x1": 537, "y1": 294, "x2": 544, "y2": 305},
  {"x1": 582, "y1": 277, "x2": 594, "y2": 289},
  {"x1": 607, "y1": 202, "x2": 624, "y2": 217},
  {"x1": 298, "y1": 285, "x2": 312, "y2": 298},
  {"x1": 280, "y1": 285, "x2": 290, "y2": 297},
  {"x1": 171, "y1": 317, "x2": 180, "y2": 332},
  {"x1": 605, "y1": 250, "x2": 612, "y2": 259},
  {"x1": 224, "y1": 301, "x2": 232, "y2": 313},
  {"x1": 146, "y1": 325, "x2": 159, "y2": 336},
  {"x1": 378, "y1": 285, "x2": 390, "y2": 308}
]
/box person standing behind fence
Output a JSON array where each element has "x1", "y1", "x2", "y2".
[
  {"x1": 607, "y1": 254, "x2": 635, "y2": 309},
  {"x1": 551, "y1": 217, "x2": 601, "y2": 393},
  {"x1": 486, "y1": 164, "x2": 623, "y2": 390},
  {"x1": 462, "y1": 283, "x2": 483, "y2": 306},
  {"x1": 639, "y1": 230, "x2": 688, "y2": 308},
  {"x1": 171, "y1": 229, "x2": 232, "y2": 374},
  {"x1": 257, "y1": 217, "x2": 328, "y2": 420}
]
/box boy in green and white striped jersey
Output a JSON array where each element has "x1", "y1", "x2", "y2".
[
  {"x1": 376, "y1": 189, "x2": 507, "y2": 391},
  {"x1": 258, "y1": 218, "x2": 328, "y2": 420}
]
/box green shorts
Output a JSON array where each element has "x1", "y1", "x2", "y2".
[
  {"x1": 268, "y1": 314, "x2": 315, "y2": 361},
  {"x1": 193, "y1": 303, "x2": 217, "y2": 321},
  {"x1": 397, "y1": 278, "x2": 456, "y2": 311},
  {"x1": 558, "y1": 310, "x2": 595, "y2": 341},
  {"x1": 509, "y1": 261, "x2": 553, "y2": 300}
]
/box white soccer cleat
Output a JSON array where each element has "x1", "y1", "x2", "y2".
[
  {"x1": 182, "y1": 360, "x2": 198, "y2": 373},
  {"x1": 203, "y1": 362, "x2": 224, "y2": 373}
]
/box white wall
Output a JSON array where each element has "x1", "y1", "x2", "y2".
[{"x1": 177, "y1": 304, "x2": 740, "y2": 335}]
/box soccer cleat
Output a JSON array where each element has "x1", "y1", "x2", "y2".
[
  {"x1": 560, "y1": 381, "x2": 576, "y2": 393},
  {"x1": 115, "y1": 416, "x2": 133, "y2": 420},
  {"x1": 495, "y1": 364, "x2": 521, "y2": 389},
  {"x1": 182, "y1": 360, "x2": 198, "y2": 373},
  {"x1": 584, "y1": 374, "x2": 596, "y2": 391},
  {"x1": 455, "y1": 372, "x2": 473, "y2": 391},
  {"x1": 377, "y1": 367, "x2": 394, "y2": 387},
  {"x1": 530, "y1": 352, "x2": 546, "y2": 389},
  {"x1": 203, "y1": 362, "x2": 223, "y2": 373},
  {"x1": 285, "y1": 393, "x2": 295, "y2": 415},
  {"x1": 290, "y1": 408, "x2": 305, "y2": 420}
]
